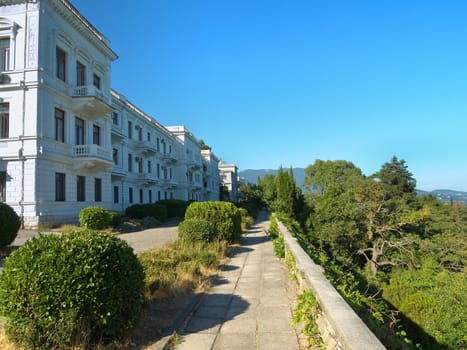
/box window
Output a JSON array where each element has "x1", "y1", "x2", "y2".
[
  {"x1": 158, "y1": 191, "x2": 161, "y2": 201},
  {"x1": 54, "y1": 108, "x2": 65, "y2": 142},
  {"x1": 137, "y1": 157, "x2": 143, "y2": 173},
  {"x1": 113, "y1": 148, "x2": 118, "y2": 164},
  {"x1": 164, "y1": 191, "x2": 167, "y2": 200},
  {"x1": 94, "y1": 178, "x2": 102, "y2": 202},
  {"x1": 56, "y1": 47, "x2": 66, "y2": 81},
  {"x1": 113, "y1": 186, "x2": 119, "y2": 203},
  {"x1": 92, "y1": 124, "x2": 100, "y2": 145},
  {"x1": 156, "y1": 137, "x2": 160, "y2": 151},
  {"x1": 147, "y1": 160, "x2": 152, "y2": 173},
  {"x1": 127, "y1": 121, "x2": 132, "y2": 138},
  {"x1": 129, "y1": 187, "x2": 133, "y2": 203},
  {"x1": 128, "y1": 153, "x2": 133, "y2": 172},
  {"x1": 0, "y1": 171, "x2": 6, "y2": 202},
  {"x1": 137, "y1": 127, "x2": 142, "y2": 141},
  {"x1": 93, "y1": 74, "x2": 101, "y2": 90},
  {"x1": 77, "y1": 175, "x2": 85, "y2": 202},
  {"x1": 147, "y1": 132, "x2": 151, "y2": 142},
  {"x1": 149, "y1": 190, "x2": 152, "y2": 203},
  {"x1": 0, "y1": 103, "x2": 9, "y2": 139},
  {"x1": 75, "y1": 117, "x2": 85, "y2": 145},
  {"x1": 55, "y1": 172, "x2": 66, "y2": 201},
  {"x1": 112, "y1": 112, "x2": 118, "y2": 126},
  {"x1": 157, "y1": 164, "x2": 160, "y2": 178},
  {"x1": 0, "y1": 38, "x2": 10, "y2": 71},
  {"x1": 76, "y1": 61, "x2": 86, "y2": 86},
  {"x1": 139, "y1": 189, "x2": 143, "y2": 203}
]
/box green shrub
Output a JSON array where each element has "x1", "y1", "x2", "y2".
[
  {"x1": 108, "y1": 210, "x2": 121, "y2": 227},
  {"x1": 78, "y1": 206, "x2": 113, "y2": 229},
  {"x1": 184, "y1": 201, "x2": 242, "y2": 242},
  {"x1": 178, "y1": 218, "x2": 217, "y2": 242},
  {"x1": 0, "y1": 230, "x2": 144, "y2": 349},
  {"x1": 238, "y1": 207, "x2": 254, "y2": 230},
  {"x1": 0, "y1": 202, "x2": 20, "y2": 247},
  {"x1": 157, "y1": 199, "x2": 190, "y2": 218},
  {"x1": 268, "y1": 214, "x2": 279, "y2": 239},
  {"x1": 125, "y1": 203, "x2": 168, "y2": 221}
]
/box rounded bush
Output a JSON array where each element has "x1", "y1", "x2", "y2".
[
  {"x1": 178, "y1": 218, "x2": 217, "y2": 242},
  {"x1": 0, "y1": 230, "x2": 145, "y2": 349},
  {"x1": 0, "y1": 202, "x2": 20, "y2": 247},
  {"x1": 184, "y1": 201, "x2": 242, "y2": 242},
  {"x1": 78, "y1": 206, "x2": 113, "y2": 229}
]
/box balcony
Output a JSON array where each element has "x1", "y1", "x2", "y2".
[
  {"x1": 70, "y1": 85, "x2": 113, "y2": 118},
  {"x1": 161, "y1": 153, "x2": 177, "y2": 165},
  {"x1": 111, "y1": 124, "x2": 125, "y2": 141},
  {"x1": 162, "y1": 178, "x2": 178, "y2": 189},
  {"x1": 111, "y1": 165, "x2": 126, "y2": 178},
  {"x1": 135, "y1": 140, "x2": 157, "y2": 154},
  {"x1": 188, "y1": 162, "x2": 202, "y2": 171},
  {"x1": 72, "y1": 144, "x2": 113, "y2": 169},
  {"x1": 136, "y1": 172, "x2": 158, "y2": 186}
]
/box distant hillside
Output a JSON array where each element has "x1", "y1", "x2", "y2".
[
  {"x1": 417, "y1": 189, "x2": 467, "y2": 205},
  {"x1": 239, "y1": 168, "x2": 306, "y2": 188},
  {"x1": 239, "y1": 169, "x2": 467, "y2": 205}
]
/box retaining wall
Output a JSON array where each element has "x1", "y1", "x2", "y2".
[{"x1": 278, "y1": 221, "x2": 386, "y2": 350}]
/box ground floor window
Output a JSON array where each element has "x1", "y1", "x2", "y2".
[
  {"x1": 158, "y1": 190, "x2": 161, "y2": 201},
  {"x1": 55, "y1": 173, "x2": 66, "y2": 201},
  {"x1": 129, "y1": 187, "x2": 133, "y2": 204},
  {"x1": 0, "y1": 171, "x2": 6, "y2": 202},
  {"x1": 113, "y1": 186, "x2": 119, "y2": 203},
  {"x1": 139, "y1": 189, "x2": 143, "y2": 203},
  {"x1": 95, "y1": 178, "x2": 102, "y2": 202},
  {"x1": 77, "y1": 176, "x2": 85, "y2": 202},
  {"x1": 149, "y1": 189, "x2": 152, "y2": 203}
]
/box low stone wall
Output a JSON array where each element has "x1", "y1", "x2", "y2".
[{"x1": 278, "y1": 221, "x2": 386, "y2": 350}]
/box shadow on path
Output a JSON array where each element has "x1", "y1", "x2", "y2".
[{"x1": 181, "y1": 294, "x2": 250, "y2": 335}]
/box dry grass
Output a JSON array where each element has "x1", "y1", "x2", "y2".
[{"x1": 0, "y1": 238, "x2": 229, "y2": 350}]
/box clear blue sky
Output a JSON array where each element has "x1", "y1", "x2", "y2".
[{"x1": 73, "y1": 0, "x2": 467, "y2": 191}]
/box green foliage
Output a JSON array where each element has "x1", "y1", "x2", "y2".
[
  {"x1": 268, "y1": 214, "x2": 279, "y2": 239},
  {"x1": 0, "y1": 230, "x2": 144, "y2": 349},
  {"x1": 292, "y1": 291, "x2": 323, "y2": 348},
  {"x1": 157, "y1": 199, "x2": 190, "y2": 218},
  {"x1": 238, "y1": 207, "x2": 254, "y2": 230},
  {"x1": 178, "y1": 218, "x2": 217, "y2": 242},
  {"x1": 272, "y1": 234, "x2": 285, "y2": 258},
  {"x1": 237, "y1": 182, "x2": 263, "y2": 218},
  {"x1": 0, "y1": 202, "x2": 20, "y2": 247},
  {"x1": 78, "y1": 206, "x2": 117, "y2": 230},
  {"x1": 125, "y1": 203, "x2": 168, "y2": 221},
  {"x1": 384, "y1": 259, "x2": 467, "y2": 349},
  {"x1": 184, "y1": 201, "x2": 242, "y2": 242}
]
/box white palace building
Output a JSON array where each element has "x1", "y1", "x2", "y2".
[{"x1": 0, "y1": 0, "x2": 237, "y2": 228}]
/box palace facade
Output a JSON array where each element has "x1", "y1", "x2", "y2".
[{"x1": 0, "y1": 0, "x2": 236, "y2": 227}]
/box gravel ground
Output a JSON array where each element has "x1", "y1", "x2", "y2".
[{"x1": 0, "y1": 221, "x2": 180, "y2": 271}]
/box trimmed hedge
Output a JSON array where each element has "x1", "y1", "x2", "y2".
[
  {"x1": 178, "y1": 218, "x2": 217, "y2": 242},
  {"x1": 157, "y1": 199, "x2": 190, "y2": 218},
  {"x1": 184, "y1": 201, "x2": 242, "y2": 242},
  {"x1": 0, "y1": 230, "x2": 144, "y2": 349},
  {"x1": 0, "y1": 202, "x2": 20, "y2": 247},
  {"x1": 78, "y1": 206, "x2": 117, "y2": 230},
  {"x1": 125, "y1": 203, "x2": 168, "y2": 221}
]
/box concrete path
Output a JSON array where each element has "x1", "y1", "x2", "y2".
[{"x1": 175, "y1": 213, "x2": 300, "y2": 350}]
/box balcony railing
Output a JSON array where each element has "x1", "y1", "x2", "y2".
[
  {"x1": 73, "y1": 144, "x2": 112, "y2": 164},
  {"x1": 70, "y1": 85, "x2": 112, "y2": 117},
  {"x1": 135, "y1": 140, "x2": 157, "y2": 154},
  {"x1": 71, "y1": 85, "x2": 106, "y2": 101}
]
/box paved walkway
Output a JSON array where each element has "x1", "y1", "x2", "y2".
[{"x1": 175, "y1": 212, "x2": 300, "y2": 350}]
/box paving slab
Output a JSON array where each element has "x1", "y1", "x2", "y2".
[{"x1": 175, "y1": 212, "x2": 299, "y2": 349}]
